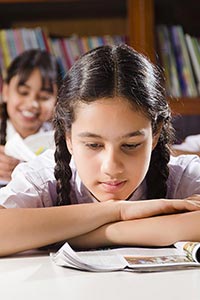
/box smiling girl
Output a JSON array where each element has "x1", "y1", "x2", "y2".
[
  {"x1": 0, "y1": 44, "x2": 200, "y2": 256},
  {"x1": 0, "y1": 49, "x2": 60, "y2": 184}
]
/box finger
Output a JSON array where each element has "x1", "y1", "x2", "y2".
[
  {"x1": 0, "y1": 145, "x2": 5, "y2": 153},
  {"x1": 0, "y1": 171, "x2": 12, "y2": 181},
  {"x1": 159, "y1": 199, "x2": 200, "y2": 214},
  {"x1": 120, "y1": 199, "x2": 200, "y2": 221},
  {"x1": 185, "y1": 200, "x2": 200, "y2": 208},
  {"x1": 186, "y1": 194, "x2": 200, "y2": 201},
  {"x1": 0, "y1": 160, "x2": 18, "y2": 173},
  {"x1": 0, "y1": 154, "x2": 19, "y2": 166}
]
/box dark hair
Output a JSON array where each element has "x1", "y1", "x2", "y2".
[
  {"x1": 0, "y1": 49, "x2": 62, "y2": 145},
  {"x1": 54, "y1": 44, "x2": 174, "y2": 205}
]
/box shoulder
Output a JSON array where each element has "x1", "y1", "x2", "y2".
[
  {"x1": 167, "y1": 154, "x2": 200, "y2": 198},
  {"x1": 13, "y1": 149, "x2": 56, "y2": 184},
  {"x1": 169, "y1": 154, "x2": 200, "y2": 175}
]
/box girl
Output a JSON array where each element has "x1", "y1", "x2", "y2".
[
  {"x1": 0, "y1": 44, "x2": 200, "y2": 256},
  {"x1": 0, "y1": 49, "x2": 61, "y2": 184}
]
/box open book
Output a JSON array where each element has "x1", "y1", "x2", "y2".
[
  {"x1": 0, "y1": 131, "x2": 55, "y2": 187},
  {"x1": 51, "y1": 241, "x2": 200, "y2": 272},
  {"x1": 5, "y1": 131, "x2": 55, "y2": 162}
]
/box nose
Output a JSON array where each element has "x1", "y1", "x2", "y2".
[
  {"x1": 24, "y1": 94, "x2": 39, "y2": 109},
  {"x1": 101, "y1": 147, "x2": 124, "y2": 177}
]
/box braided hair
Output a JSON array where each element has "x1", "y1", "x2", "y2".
[
  {"x1": 0, "y1": 49, "x2": 61, "y2": 145},
  {"x1": 53, "y1": 44, "x2": 174, "y2": 205}
]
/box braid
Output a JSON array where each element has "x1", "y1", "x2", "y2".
[
  {"x1": 146, "y1": 119, "x2": 174, "y2": 199},
  {"x1": 0, "y1": 102, "x2": 8, "y2": 145},
  {"x1": 146, "y1": 139, "x2": 170, "y2": 199},
  {"x1": 54, "y1": 117, "x2": 72, "y2": 206}
]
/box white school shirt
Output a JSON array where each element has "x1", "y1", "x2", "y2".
[
  {"x1": 173, "y1": 134, "x2": 200, "y2": 153},
  {"x1": 6, "y1": 120, "x2": 53, "y2": 141},
  {"x1": 0, "y1": 150, "x2": 200, "y2": 208},
  {"x1": 0, "y1": 120, "x2": 54, "y2": 187}
]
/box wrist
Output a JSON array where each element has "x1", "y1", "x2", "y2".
[{"x1": 102, "y1": 200, "x2": 121, "y2": 223}]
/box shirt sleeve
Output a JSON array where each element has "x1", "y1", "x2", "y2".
[
  {"x1": 169, "y1": 155, "x2": 200, "y2": 198},
  {"x1": 0, "y1": 150, "x2": 57, "y2": 208}
]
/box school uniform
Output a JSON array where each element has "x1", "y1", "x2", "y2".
[
  {"x1": 6, "y1": 120, "x2": 53, "y2": 141},
  {"x1": 0, "y1": 150, "x2": 200, "y2": 208},
  {"x1": 0, "y1": 120, "x2": 54, "y2": 188}
]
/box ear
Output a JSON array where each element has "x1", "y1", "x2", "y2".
[
  {"x1": 66, "y1": 134, "x2": 73, "y2": 155},
  {"x1": 2, "y1": 83, "x2": 9, "y2": 103},
  {"x1": 152, "y1": 124, "x2": 162, "y2": 150}
]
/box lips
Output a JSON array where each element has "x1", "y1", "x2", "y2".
[
  {"x1": 21, "y1": 110, "x2": 38, "y2": 117},
  {"x1": 20, "y1": 110, "x2": 39, "y2": 121},
  {"x1": 100, "y1": 180, "x2": 126, "y2": 192}
]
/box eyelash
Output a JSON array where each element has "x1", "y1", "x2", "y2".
[
  {"x1": 122, "y1": 143, "x2": 141, "y2": 150},
  {"x1": 85, "y1": 143, "x2": 141, "y2": 151},
  {"x1": 85, "y1": 143, "x2": 103, "y2": 150}
]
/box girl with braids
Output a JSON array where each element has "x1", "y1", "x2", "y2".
[
  {"x1": 0, "y1": 44, "x2": 200, "y2": 256},
  {"x1": 0, "y1": 49, "x2": 60, "y2": 185}
]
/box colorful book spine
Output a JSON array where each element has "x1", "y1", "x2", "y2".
[
  {"x1": 170, "y1": 26, "x2": 190, "y2": 97},
  {"x1": 0, "y1": 30, "x2": 12, "y2": 69},
  {"x1": 157, "y1": 25, "x2": 181, "y2": 97},
  {"x1": 177, "y1": 26, "x2": 198, "y2": 97},
  {"x1": 185, "y1": 34, "x2": 200, "y2": 95}
]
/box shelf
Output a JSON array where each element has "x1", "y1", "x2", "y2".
[
  {"x1": 0, "y1": 0, "x2": 199, "y2": 119},
  {"x1": 168, "y1": 97, "x2": 200, "y2": 115}
]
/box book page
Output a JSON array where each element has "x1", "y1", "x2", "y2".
[
  {"x1": 51, "y1": 242, "x2": 126, "y2": 271},
  {"x1": 174, "y1": 241, "x2": 200, "y2": 263},
  {"x1": 78, "y1": 247, "x2": 192, "y2": 269},
  {"x1": 5, "y1": 131, "x2": 55, "y2": 161},
  {"x1": 51, "y1": 242, "x2": 200, "y2": 272}
]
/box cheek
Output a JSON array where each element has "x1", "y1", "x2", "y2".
[
  {"x1": 128, "y1": 144, "x2": 152, "y2": 178},
  {"x1": 73, "y1": 149, "x2": 100, "y2": 180},
  {"x1": 40, "y1": 101, "x2": 56, "y2": 119},
  {"x1": 6, "y1": 98, "x2": 19, "y2": 116}
]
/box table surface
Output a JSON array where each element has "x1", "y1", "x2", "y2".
[{"x1": 1, "y1": 250, "x2": 200, "y2": 300}]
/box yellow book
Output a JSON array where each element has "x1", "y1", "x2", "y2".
[{"x1": 0, "y1": 30, "x2": 12, "y2": 70}]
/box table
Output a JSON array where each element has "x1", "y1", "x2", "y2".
[{"x1": 1, "y1": 251, "x2": 200, "y2": 300}]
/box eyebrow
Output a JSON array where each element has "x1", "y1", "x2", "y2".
[{"x1": 78, "y1": 130, "x2": 146, "y2": 139}]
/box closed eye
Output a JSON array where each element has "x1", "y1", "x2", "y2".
[
  {"x1": 85, "y1": 143, "x2": 103, "y2": 150},
  {"x1": 121, "y1": 143, "x2": 141, "y2": 151},
  {"x1": 18, "y1": 90, "x2": 29, "y2": 96}
]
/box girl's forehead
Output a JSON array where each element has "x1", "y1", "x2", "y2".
[
  {"x1": 72, "y1": 97, "x2": 152, "y2": 135},
  {"x1": 74, "y1": 97, "x2": 148, "y2": 120}
]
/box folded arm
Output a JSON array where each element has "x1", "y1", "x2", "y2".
[
  {"x1": 68, "y1": 210, "x2": 200, "y2": 250},
  {"x1": 0, "y1": 197, "x2": 199, "y2": 256}
]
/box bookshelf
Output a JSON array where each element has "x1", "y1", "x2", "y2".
[{"x1": 0, "y1": 0, "x2": 199, "y2": 116}]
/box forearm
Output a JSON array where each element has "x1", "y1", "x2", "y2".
[
  {"x1": 0, "y1": 201, "x2": 120, "y2": 256},
  {"x1": 69, "y1": 211, "x2": 200, "y2": 249}
]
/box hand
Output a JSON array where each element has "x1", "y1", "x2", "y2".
[
  {"x1": 0, "y1": 145, "x2": 20, "y2": 182},
  {"x1": 119, "y1": 198, "x2": 200, "y2": 221},
  {"x1": 186, "y1": 194, "x2": 200, "y2": 201}
]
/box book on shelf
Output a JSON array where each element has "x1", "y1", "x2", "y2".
[
  {"x1": 185, "y1": 34, "x2": 200, "y2": 94},
  {"x1": 0, "y1": 26, "x2": 126, "y2": 81},
  {"x1": 51, "y1": 241, "x2": 200, "y2": 272},
  {"x1": 170, "y1": 26, "x2": 192, "y2": 97},
  {"x1": 156, "y1": 24, "x2": 200, "y2": 97},
  {"x1": 176, "y1": 25, "x2": 198, "y2": 97},
  {"x1": 156, "y1": 25, "x2": 181, "y2": 97}
]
